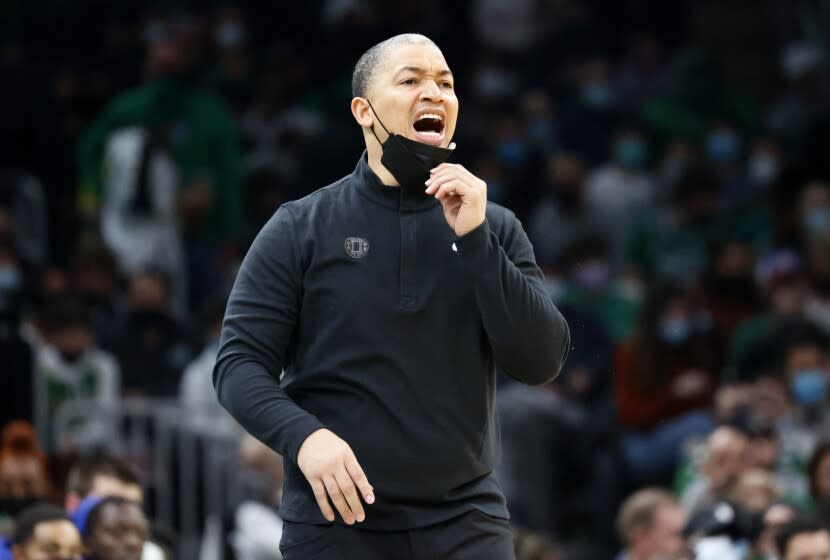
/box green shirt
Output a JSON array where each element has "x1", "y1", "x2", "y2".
[{"x1": 77, "y1": 78, "x2": 243, "y2": 243}]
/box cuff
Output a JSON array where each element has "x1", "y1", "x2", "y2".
[
  {"x1": 453, "y1": 219, "x2": 491, "y2": 270},
  {"x1": 283, "y1": 415, "x2": 328, "y2": 464}
]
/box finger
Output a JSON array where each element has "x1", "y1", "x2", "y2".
[
  {"x1": 310, "y1": 478, "x2": 335, "y2": 522},
  {"x1": 425, "y1": 171, "x2": 457, "y2": 193},
  {"x1": 434, "y1": 180, "x2": 469, "y2": 202},
  {"x1": 335, "y1": 466, "x2": 365, "y2": 522},
  {"x1": 430, "y1": 163, "x2": 476, "y2": 183},
  {"x1": 429, "y1": 162, "x2": 462, "y2": 175},
  {"x1": 345, "y1": 454, "x2": 375, "y2": 504},
  {"x1": 324, "y1": 474, "x2": 355, "y2": 524}
]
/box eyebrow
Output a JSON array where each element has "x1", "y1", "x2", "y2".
[{"x1": 395, "y1": 66, "x2": 454, "y2": 79}]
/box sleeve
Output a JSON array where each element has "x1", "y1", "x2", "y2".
[
  {"x1": 213, "y1": 206, "x2": 326, "y2": 461},
  {"x1": 453, "y1": 211, "x2": 570, "y2": 385}
]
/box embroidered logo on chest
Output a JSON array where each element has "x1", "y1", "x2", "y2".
[{"x1": 344, "y1": 237, "x2": 370, "y2": 258}]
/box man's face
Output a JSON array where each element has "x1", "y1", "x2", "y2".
[
  {"x1": 86, "y1": 502, "x2": 149, "y2": 560},
  {"x1": 785, "y1": 531, "x2": 830, "y2": 560},
  {"x1": 15, "y1": 519, "x2": 83, "y2": 560},
  {"x1": 359, "y1": 42, "x2": 458, "y2": 148},
  {"x1": 0, "y1": 456, "x2": 48, "y2": 499},
  {"x1": 638, "y1": 504, "x2": 687, "y2": 558},
  {"x1": 90, "y1": 475, "x2": 143, "y2": 504}
]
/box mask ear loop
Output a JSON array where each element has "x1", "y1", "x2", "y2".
[{"x1": 366, "y1": 99, "x2": 392, "y2": 148}]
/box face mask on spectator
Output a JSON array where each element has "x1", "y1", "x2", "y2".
[
  {"x1": 791, "y1": 368, "x2": 829, "y2": 406},
  {"x1": 58, "y1": 349, "x2": 86, "y2": 365},
  {"x1": 658, "y1": 316, "x2": 692, "y2": 345},
  {"x1": 214, "y1": 22, "x2": 244, "y2": 49},
  {"x1": 496, "y1": 138, "x2": 529, "y2": 166},
  {"x1": 0, "y1": 265, "x2": 21, "y2": 293},
  {"x1": 580, "y1": 81, "x2": 616, "y2": 110},
  {"x1": 803, "y1": 207, "x2": 830, "y2": 238},
  {"x1": 572, "y1": 260, "x2": 611, "y2": 290},
  {"x1": 748, "y1": 153, "x2": 780, "y2": 186},
  {"x1": 706, "y1": 129, "x2": 741, "y2": 164},
  {"x1": 614, "y1": 137, "x2": 648, "y2": 170}
]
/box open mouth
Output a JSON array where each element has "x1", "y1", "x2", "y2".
[{"x1": 412, "y1": 112, "x2": 445, "y2": 145}]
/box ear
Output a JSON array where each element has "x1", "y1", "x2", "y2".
[
  {"x1": 65, "y1": 492, "x2": 81, "y2": 513},
  {"x1": 629, "y1": 524, "x2": 647, "y2": 545},
  {"x1": 351, "y1": 97, "x2": 373, "y2": 128}
]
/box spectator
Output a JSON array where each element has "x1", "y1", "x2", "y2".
[
  {"x1": 615, "y1": 488, "x2": 688, "y2": 560},
  {"x1": 728, "y1": 250, "x2": 818, "y2": 379},
  {"x1": 557, "y1": 235, "x2": 642, "y2": 343},
  {"x1": 73, "y1": 496, "x2": 149, "y2": 560},
  {"x1": 179, "y1": 298, "x2": 235, "y2": 431},
  {"x1": 703, "y1": 240, "x2": 762, "y2": 348},
  {"x1": 69, "y1": 241, "x2": 123, "y2": 342},
  {"x1": 731, "y1": 468, "x2": 780, "y2": 514},
  {"x1": 64, "y1": 454, "x2": 168, "y2": 560},
  {"x1": 775, "y1": 518, "x2": 830, "y2": 560},
  {"x1": 614, "y1": 283, "x2": 719, "y2": 484},
  {"x1": 679, "y1": 426, "x2": 749, "y2": 512},
  {"x1": 755, "y1": 503, "x2": 797, "y2": 560},
  {"x1": 101, "y1": 269, "x2": 196, "y2": 397},
  {"x1": 775, "y1": 335, "x2": 830, "y2": 452},
  {"x1": 64, "y1": 453, "x2": 142, "y2": 513},
  {"x1": 584, "y1": 126, "x2": 656, "y2": 260},
  {"x1": 227, "y1": 435, "x2": 285, "y2": 560},
  {"x1": 76, "y1": 17, "x2": 243, "y2": 312},
  {"x1": 624, "y1": 163, "x2": 727, "y2": 282},
  {"x1": 10, "y1": 503, "x2": 82, "y2": 560},
  {"x1": 527, "y1": 152, "x2": 605, "y2": 269},
  {"x1": 808, "y1": 442, "x2": 830, "y2": 525},
  {"x1": 32, "y1": 298, "x2": 119, "y2": 453},
  {"x1": 0, "y1": 422, "x2": 49, "y2": 519}
]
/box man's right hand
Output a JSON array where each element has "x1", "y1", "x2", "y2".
[{"x1": 297, "y1": 428, "x2": 375, "y2": 524}]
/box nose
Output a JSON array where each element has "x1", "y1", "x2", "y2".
[{"x1": 419, "y1": 79, "x2": 443, "y2": 102}]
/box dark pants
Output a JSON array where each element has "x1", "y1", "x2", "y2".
[{"x1": 279, "y1": 509, "x2": 516, "y2": 560}]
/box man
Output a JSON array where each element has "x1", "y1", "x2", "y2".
[
  {"x1": 10, "y1": 503, "x2": 83, "y2": 560},
  {"x1": 616, "y1": 488, "x2": 688, "y2": 560},
  {"x1": 680, "y1": 425, "x2": 750, "y2": 512},
  {"x1": 214, "y1": 33, "x2": 570, "y2": 559},
  {"x1": 64, "y1": 454, "x2": 170, "y2": 560},
  {"x1": 64, "y1": 453, "x2": 143, "y2": 513},
  {"x1": 74, "y1": 497, "x2": 150, "y2": 560},
  {"x1": 775, "y1": 518, "x2": 830, "y2": 560}
]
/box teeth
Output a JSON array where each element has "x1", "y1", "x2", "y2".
[
  {"x1": 417, "y1": 130, "x2": 441, "y2": 136},
  {"x1": 418, "y1": 113, "x2": 443, "y2": 122}
]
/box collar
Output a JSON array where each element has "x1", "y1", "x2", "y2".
[{"x1": 351, "y1": 151, "x2": 438, "y2": 211}]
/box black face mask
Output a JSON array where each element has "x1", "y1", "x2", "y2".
[{"x1": 366, "y1": 99, "x2": 454, "y2": 189}]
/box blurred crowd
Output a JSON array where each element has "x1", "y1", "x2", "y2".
[{"x1": 3, "y1": 0, "x2": 830, "y2": 558}]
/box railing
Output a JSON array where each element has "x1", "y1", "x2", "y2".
[{"x1": 54, "y1": 397, "x2": 245, "y2": 559}]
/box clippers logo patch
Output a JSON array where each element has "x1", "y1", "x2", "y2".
[{"x1": 345, "y1": 237, "x2": 369, "y2": 258}]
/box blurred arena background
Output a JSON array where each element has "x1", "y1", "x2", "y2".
[{"x1": 2, "y1": 1, "x2": 830, "y2": 559}]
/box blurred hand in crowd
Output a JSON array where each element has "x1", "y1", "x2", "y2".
[
  {"x1": 672, "y1": 369, "x2": 711, "y2": 399},
  {"x1": 754, "y1": 503, "x2": 796, "y2": 559}
]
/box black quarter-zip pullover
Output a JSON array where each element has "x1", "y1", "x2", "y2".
[{"x1": 214, "y1": 152, "x2": 570, "y2": 529}]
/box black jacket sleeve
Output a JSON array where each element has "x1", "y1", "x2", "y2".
[
  {"x1": 453, "y1": 212, "x2": 570, "y2": 385},
  {"x1": 213, "y1": 206, "x2": 325, "y2": 461}
]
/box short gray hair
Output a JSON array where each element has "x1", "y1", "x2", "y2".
[{"x1": 351, "y1": 34, "x2": 437, "y2": 98}]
